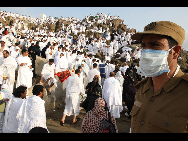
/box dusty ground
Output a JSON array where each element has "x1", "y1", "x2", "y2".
[
  {"x1": 31, "y1": 76, "x2": 131, "y2": 133},
  {"x1": 46, "y1": 102, "x2": 131, "y2": 133}
]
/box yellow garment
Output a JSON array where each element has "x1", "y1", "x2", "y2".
[{"x1": 0, "y1": 93, "x2": 5, "y2": 113}]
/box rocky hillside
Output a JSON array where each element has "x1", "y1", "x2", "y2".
[
  {"x1": 178, "y1": 50, "x2": 188, "y2": 72},
  {"x1": 1, "y1": 14, "x2": 136, "y2": 35}
]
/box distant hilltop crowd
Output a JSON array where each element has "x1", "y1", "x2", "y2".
[{"x1": 0, "y1": 10, "x2": 136, "y2": 36}]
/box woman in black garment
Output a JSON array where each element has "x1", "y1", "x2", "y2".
[{"x1": 82, "y1": 75, "x2": 104, "y2": 113}]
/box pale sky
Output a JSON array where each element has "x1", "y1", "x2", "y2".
[{"x1": 1, "y1": 7, "x2": 188, "y2": 50}]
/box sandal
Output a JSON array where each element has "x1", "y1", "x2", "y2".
[
  {"x1": 73, "y1": 118, "x2": 80, "y2": 124},
  {"x1": 60, "y1": 121, "x2": 65, "y2": 126},
  {"x1": 46, "y1": 87, "x2": 51, "y2": 95},
  {"x1": 45, "y1": 85, "x2": 49, "y2": 90}
]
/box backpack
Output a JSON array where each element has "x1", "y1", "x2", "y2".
[{"x1": 98, "y1": 111, "x2": 116, "y2": 133}]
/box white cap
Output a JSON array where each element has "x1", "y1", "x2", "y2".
[{"x1": 16, "y1": 46, "x2": 20, "y2": 50}]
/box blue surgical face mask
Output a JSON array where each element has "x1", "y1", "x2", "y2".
[
  {"x1": 137, "y1": 47, "x2": 174, "y2": 77},
  {"x1": 1, "y1": 89, "x2": 8, "y2": 93}
]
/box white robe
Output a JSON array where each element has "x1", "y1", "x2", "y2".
[
  {"x1": 0, "y1": 88, "x2": 13, "y2": 132},
  {"x1": 81, "y1": 63, "x2": 89, "y2": 77},
  {"x1": 87, "y1": 44, "x2": 93, "y2": 52},
  {"x1": 55, "y1": 57, "x2": 68, "y2": 73},
  {"x1": 70, "y1": 53, "x2": 77, "y2": 65},
  {"x1": 102, "y1": 77, "x2": 123, "y2": 118},
  {"x1": 125, "y1": 52, "x2": 131, "y2": 62},
  {"x1": 16, "y1": 95, "x2": 47, "y2": 133},
  {"x1": 120, "y1": 66, "x2": 129, "y2": 75},
  {"x1": 45, "y1": 48, "x2": 53, "y2": 60},
  {"x1": 64, "y1": 74, "x2": 84, "y2": 116},
  {"x1": 54, "y1": 50, "x2": 62, "y2": 65},
  {"x1": 10, "y1": 50, "x2": 19, "y2": 58},
  {"x1": 115, "y1": 71, "x2": 124, "y2": 91},
  {"x1": 41, "y1": 63, "x2": 57, "y2": 87},
  {"x1": 74, "y1": 60, "x2": 82, "y2": 70},
  {"x1": 134, "y1": 50, "x2": 142, "y2": 59},
  {"x1": 106, "y1": 64, "x2": 115, "y2": 78},
  {"x1": 93, "y1": 42, "x2": 99, "y2": 54},
  {"x1": 86, "y1": 58, "x2": 93, "y2": 70},
  {"x1": 16, "y1": 55, "x2": 32, "y2": 89},
  {"x1": 81, "y1": 63, "x2": 90, "y2": 88},
  {"x1": 113, "y1": 41, "x2": 119, "y2": 54},
  {"x1": 0, "y1": 54, "x2": 3, "y2": 66},
  {"x1": 3, "y1": 96, "x2": 24, "y2": 133},
  {"x1": 87, "y1": 68, "x2": 101, "y2": 85},
  {"x1": 105, "y1": 55, "x2": 111, "y2": 62},
  {"x1": 106, "y1": 46, "x2": 113, "y2": 57},
  {"x1": 0, "y1": 56, "x2": 18, "y2": 93}
]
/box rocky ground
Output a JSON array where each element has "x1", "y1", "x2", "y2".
[{"x1": 46, "y1": 102, "x2": 131, "y2": 133}]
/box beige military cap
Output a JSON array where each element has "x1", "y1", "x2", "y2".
[{"x1": 132, "y1": 21, "x2": 185, "y2": 46}]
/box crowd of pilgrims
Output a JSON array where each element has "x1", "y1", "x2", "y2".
[{"x1": 0, "y1": 10, "x2": 143, "y2": 133}]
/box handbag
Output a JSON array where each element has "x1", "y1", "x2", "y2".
[{"x1": 97, "y1": 111, "x2": 116, "y2": 133}]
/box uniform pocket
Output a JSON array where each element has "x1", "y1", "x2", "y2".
[{"x1": 149, "y1": 112, "x2": 188, "y2": 133}]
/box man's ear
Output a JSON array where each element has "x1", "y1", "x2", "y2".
[{"x1": 172, "y1": 45, "x2": 181, "y2": 59}]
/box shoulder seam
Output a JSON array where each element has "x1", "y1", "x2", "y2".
[{"x1": 135, "y1": 77, "x2": 149, "y2": 89}]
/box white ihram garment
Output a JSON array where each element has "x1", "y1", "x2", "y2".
[
  {"x1": 102, "y1": 77, "x2": 123, "y2": 118},
  {"x1": 106, "y1": 64, "x2": 115, "y2": 78},
  {"x1": 16, "y1": 95, "x2": 47, "y2": 133},
  {"x1": 45, "y1": 48, "x2": 53, "y2": 60},
  {"x1": 64, "y1": 74, "x2": 84, "y2": 116},
  {"x1": 0, "y1": 56, "x2": 18, "y2": 93},
  {"x1": 55, "y1": 57, "x2": 68, "y2": 73},
  {"x1": 3, "y1": 96, "x2": 24, "y2": 133},
  {"x1": 87, "y1": 68, "x2": 101, "y2": 86},
  {"x1": 41, "y1": 63, "x2": 57, "y2": 87},
  {"x1": 16, "y1": 55, "x2": 32, "y2": 89},
  {"x1": 115, "y1": 71, "x2": 124, "y2": 91}
]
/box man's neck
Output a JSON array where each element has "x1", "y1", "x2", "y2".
[
  {"x1": 152, "y1": 73, "x2": 170, "y2": 92},
  {"x1": 37, "y1": 95, "x2": 43, "y2": 99},
  {"x1": 152, "y1": 64, "x2": 177, "y2": 92}
]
